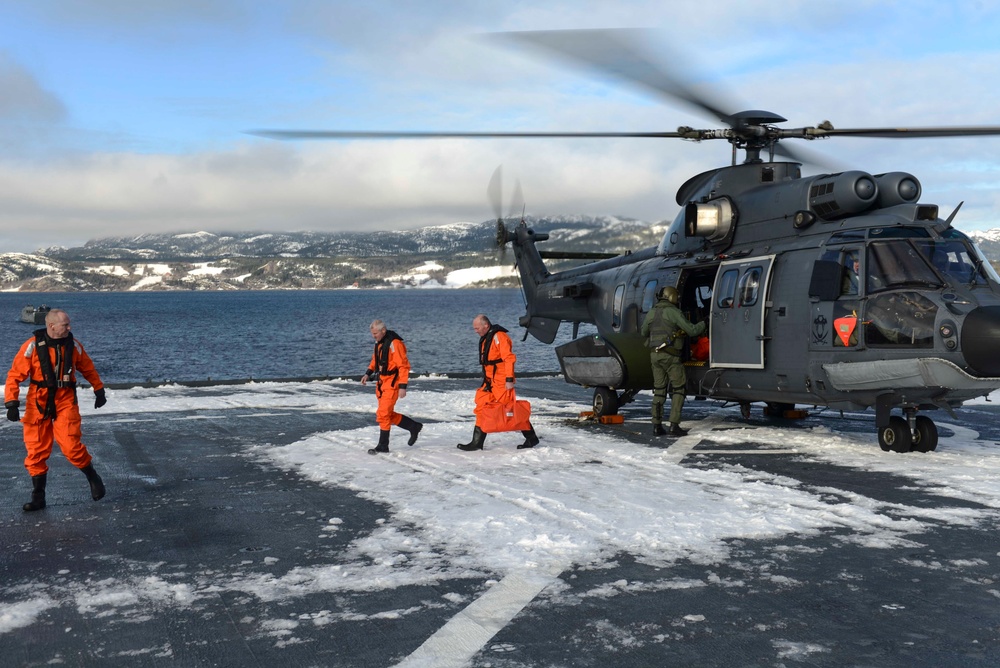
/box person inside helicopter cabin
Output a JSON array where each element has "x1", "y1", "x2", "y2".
[
  {"x1": 640, "y1": 286, "x2": 706, "y2": 437},
  {"x1": 841, "y1": 251, "x2": 860, "y2": 296}
]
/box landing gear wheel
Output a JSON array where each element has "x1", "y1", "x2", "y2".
[
  {"x1": 878, "y1": 416, "x2": 912, "y2": 453},
  {"x1": 593, "y1": 387, "x2": 619, "y2": 418},
  {"x1": 740, "y1": 402, "x2": 752, "y2": 420},
  {"x1": 911, "y1": 415, "x2": 939, "y2": 453}
]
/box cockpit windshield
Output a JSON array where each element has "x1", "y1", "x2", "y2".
[
  {"x1": 866, "y1": 241, "x2": 942, "y2": 292},
  {"x1": 866, "y1": 237, "x2": 989, "y2": 292},
  {"x1": 912, "y1": 238, "x2": 988, "y2": 287}
]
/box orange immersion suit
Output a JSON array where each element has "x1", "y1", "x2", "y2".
[
  {"x1": 5, "y1": 332, "x2": 104, "y2": 476},
  {"x1": 474, "y1": 325, "x2": 516, "y2": 427},
  {"x1": 366, "y1": 331, "x2": 411, "y2": 430}
]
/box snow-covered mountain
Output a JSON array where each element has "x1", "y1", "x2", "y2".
[
  {"x1": 966, "y1": 228, "x2": 1000, "y2": 260},
  {"x1": 41, "y1": 215, "x2": 662, "y2": 262},
  {"x1": 4, "y1": 216, "x2": 666, "y2": 292},
  {"x1": 11, "y1": 217, "x2": 1000, "y2": 293}
]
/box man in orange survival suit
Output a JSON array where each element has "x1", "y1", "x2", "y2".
[
  {"x1": 5, "y1": 308, "x2": 107, "y2": 511},
  {"x1": 457, "y1": 313, "x2": 539, "y2": 451},
  {"x1": 360, "y1": 319, "x2": 422, "y2": 455}
]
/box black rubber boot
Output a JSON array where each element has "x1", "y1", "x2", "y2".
[
  {"x1": 23, "y1": 473, "x2": 47, "y2": 512},
  {"x1": 457, "y1": 426, "x2": 486, "y2": 451},
  {"x1": 398, "y1": 416, "x2": 423, "y2": 446},
  {"x1": 653, "y1": 424, "x2": 667, "y2": 436},
  {"x1": 368, "y1": 429, "x2": 391, "y2": 455},
  {"x1": 81, "y1": 464, "x2": 106, "y2": 501},
  {"x1": 518, "y1": 426, "x2": 539, "y2": 449},
  {"x1": 668, "y1": 423, "x2": 689, "y2": 437}
]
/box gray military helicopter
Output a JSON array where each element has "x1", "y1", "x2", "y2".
[{"x1": 253, "y1": 30, "x2": 1000, "y2": 453}]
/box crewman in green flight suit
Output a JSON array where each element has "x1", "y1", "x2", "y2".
[{"x1": 639, "y1": 286, "x2": 706, "y2": 437}]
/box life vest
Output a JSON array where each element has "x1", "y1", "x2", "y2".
[
  {"x1": 29, "y1": 329, "x2": 77, "y2": 419},
  {"x1": 372, "y1": 330, "x2": 402, "y2": 395},
  {"x1": 479, "y1": 325, "x2": 509, "y2": 391}
]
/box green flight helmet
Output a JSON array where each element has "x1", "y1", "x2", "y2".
[{"x1": 657, "y1": 286, "x2": 679, "y2": 304}]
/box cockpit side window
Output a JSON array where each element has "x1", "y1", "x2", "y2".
[
  {"x1": 822, "y1": 248, "x2": 861, "y2": 296},
  {"x1": 864, "y1": 291, "x2": 936, "y2": 347}
]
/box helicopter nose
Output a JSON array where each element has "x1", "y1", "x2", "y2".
[{"x1": 961, "y1": 306, "x2": 1000, "y2": 376}]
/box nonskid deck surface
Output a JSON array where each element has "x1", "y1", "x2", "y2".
[{"x1": 2, "y1": 377, "x2": 999, "y2": 667}]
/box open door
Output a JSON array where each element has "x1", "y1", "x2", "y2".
[{"x1": 710, "y1": 255, "x2": 775, "y2": 368}]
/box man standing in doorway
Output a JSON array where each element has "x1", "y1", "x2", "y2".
[
  {"x1": 5, "y1": 308, "x2": 108, "y2": 511},
  {"x1": 640, "y1": 287, "x2": 706, "y2": 437}
]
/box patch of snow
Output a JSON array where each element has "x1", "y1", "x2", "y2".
[{"x1": 445, "y1": 265, "x2": 516, "y2": 287}]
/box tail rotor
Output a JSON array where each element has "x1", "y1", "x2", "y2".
[
  {"x1": 487, "y1": 165, "x2": 527, "y2": 299},
  {"x1": 488, "y1": 164, "x2": 525, "y2": 260}
]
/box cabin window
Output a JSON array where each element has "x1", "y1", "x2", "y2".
[
  {"x1": 641, "y1": 280, "x2": 658, "y2": 312},
  {"x1": 612, "y1": 284, "x2": 625, "y2": 330},
  {"x1": 716, "y1": 269, "x2": 738, "y2": 308},
  {"x1": 737, "y1": 267, "x2": 762, "y2": 307}
]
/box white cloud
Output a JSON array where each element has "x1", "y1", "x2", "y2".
[{"x1": 4, "y1": 2, "x2": 1000, "y2": 251}]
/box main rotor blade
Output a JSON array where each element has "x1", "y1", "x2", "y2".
[
  {"x1": 803, "y1": 125, "x2": 1000, "y2": 139},
  {"x1": 248, "y1": 129, "x2": 684, "y2": 140},
  {"x1": 492, "y1": 29, "x2": 739, "y2": 127}
]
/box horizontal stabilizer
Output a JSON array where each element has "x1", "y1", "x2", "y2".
[{"x1": 519, "y1": 315, "x2": 561, "y2": 344}]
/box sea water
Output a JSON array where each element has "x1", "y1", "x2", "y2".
[{"x1": 0, "y1": 289, "x2": 591, "y2": 384}]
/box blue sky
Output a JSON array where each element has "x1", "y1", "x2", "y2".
[{"x1": 3, "y1": 1, "x2": 1000, "y2": 252}]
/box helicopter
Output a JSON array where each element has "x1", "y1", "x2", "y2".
[{"x1": 252, "y1": 29, "x2": 1000, "y2": 453}]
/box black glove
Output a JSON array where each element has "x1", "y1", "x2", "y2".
[
  {"x1": 94, "y1": 388, "x2": 107, "y2": 409},
  {"x1": 5, "y1": 401, "x2": 19, "y2": 422}
]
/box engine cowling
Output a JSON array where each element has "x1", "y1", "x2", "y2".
[
  {"x1": 808, "y1": 171, "x2": 879, "y2": 220},
  {"x1": 874, "y1": 172, "x2": 921, "y2": 208}
]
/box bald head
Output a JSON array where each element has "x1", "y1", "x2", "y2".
[
  {"x1": 45, "y1": 309, "x2": 71, "y2": 340},
  {"x1": 473, "y1": 314, "x2": 491, "y2": 337}
]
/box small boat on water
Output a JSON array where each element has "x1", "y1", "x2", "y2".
[{"x1": 20, "y1": 305, "x2": 51, "y2": 325}]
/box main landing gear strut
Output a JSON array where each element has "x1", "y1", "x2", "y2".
[{"x1": 877, "y1": 406, "x2": 939, "y2": 453}]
